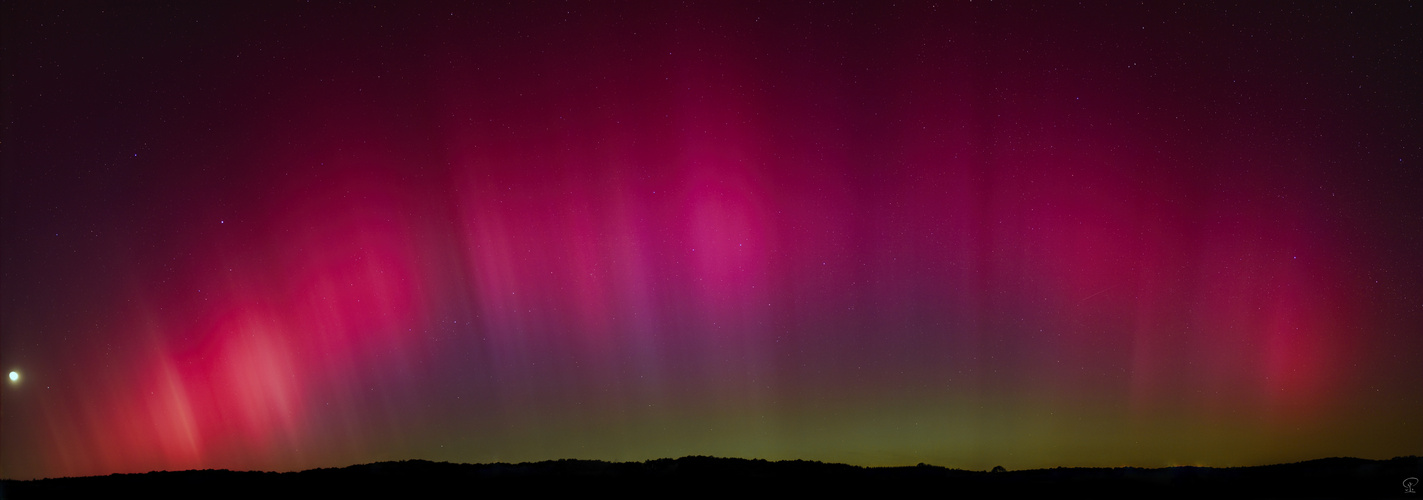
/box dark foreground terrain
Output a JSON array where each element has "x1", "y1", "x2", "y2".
[{"x1": 3, "y1": 455, "x2": 1419, "y2": 499}]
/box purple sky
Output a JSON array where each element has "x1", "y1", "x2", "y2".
[{"x1": 2, "y1": 2, "x2": 1420, "y2": 480}]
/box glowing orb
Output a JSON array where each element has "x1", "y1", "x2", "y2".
[{"x1": 8, "y1": 371, "x2": 16, "y2": 382}]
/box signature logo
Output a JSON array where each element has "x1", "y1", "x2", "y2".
[{"x1": 1405, "y1": 477, "x2": 1418, "y2": 494}]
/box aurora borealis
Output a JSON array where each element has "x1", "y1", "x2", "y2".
[{"x1": 2, "y1": 2, "x2": 1420, "y2": 480}]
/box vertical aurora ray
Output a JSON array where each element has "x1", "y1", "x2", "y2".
[{"x1": 2, "y1": 2, "x2": 1419, "y2": 480}]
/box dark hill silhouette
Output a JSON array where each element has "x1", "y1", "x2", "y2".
[{"x1": 2, "y1": 455, "x2": 1419, "y2": 499}]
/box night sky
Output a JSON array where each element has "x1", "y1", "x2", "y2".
[{"x1": 3, "y1": 2, "x2": 1420, "y2": 480}]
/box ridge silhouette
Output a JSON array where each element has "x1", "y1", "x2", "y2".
[{"x1": 2, "y1": 455, "x2": 1419, "y2": 498}]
